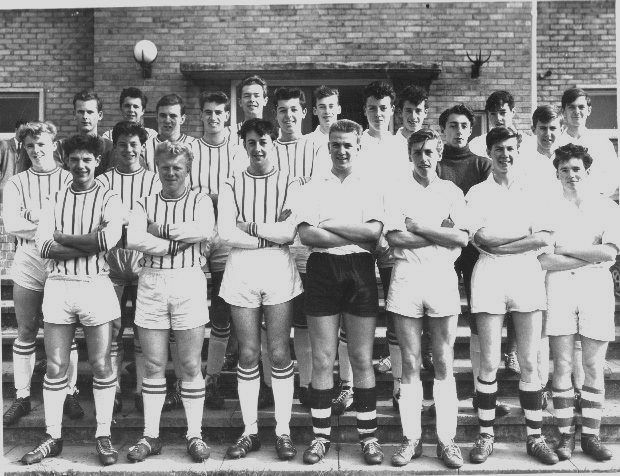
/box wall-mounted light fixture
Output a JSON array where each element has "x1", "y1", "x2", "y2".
[
  {"x1": 466, "y1": 49, "x2": 491, "y2": 79},
  {"x1": 133, "y1": 40, "x2": 158, "y2": 79}
]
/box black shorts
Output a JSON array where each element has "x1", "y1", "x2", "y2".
[{"x1": 304, "y1": 252, "x2": 378, "y2": 318}]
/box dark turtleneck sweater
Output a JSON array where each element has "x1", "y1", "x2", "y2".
[{"x1": 437, "y1": 144, "x2": 491, "y2": 195}]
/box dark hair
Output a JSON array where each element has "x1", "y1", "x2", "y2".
[
  {"x1": 329, "y1": 119, "x2": 363, "y2": 139},
  {"x1": 273, "y1": 87, "x2": 306, "y2": 107},
  {"x1": 63, "y1": 134, "x2": 103, "y2": 158},
  {"x1": 313, "y1": 85, "x2": 340, "y2": 101},
  {"x1": 156, "y1": 94, "x2": 185, "y2": 115},
  {"x1": 408, "y1": 128, "x2": 443, "y2": 156},
  {"x1": 237, "y1": 75, "x2": 268, "y2": 97},
  {"x1": 561, "y1": 87, "x2": 591, "y2": 109},
  {"x1": 485, "y1": 90, "x2": 514, "y2": 112},
  {"x1": 199, "y1": 91, "x2": 230, "y2": 111},
  {"x1": 238, "y1": 118, "x2": 278, "y2": 142},
  {"x1": 531, "y1": 105, "x2": 562, "y2": 128},
  {"x1": 119, "y1": 87, "x2": 147, "y2": 109},
  {"x1": 73, "y1": 89, "x2": 103, "y2": 112},
  {"x1": 112, "y1": 121, "x2": 148, "y2": 145},
  {"x1": 363, "y1": 81, "x2": 395, "y2": 105},
  {"x1": 14, "y1": 118, "x2": 28, "y2": 130},
  {"x1": 17, "y1": 121, "x2": 58, "y2": 143},
  {"x1": 438, "y1": 104, "x2": 475, "y2": 129},
  {"x1": 553, "y1": 143, "x2": 593, "y2": 170},
  {"x1": 486, "y1": 126, "x2": 522, "y2": 150},
  {"x1": 396, "y1": 85, "x2": 428, "y2": 111}
]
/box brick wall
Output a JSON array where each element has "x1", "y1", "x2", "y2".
[
  {"x1": 0, "y1": 9, "x2": 94, "y2": 276},
  {"x1": 93, "y1": 2, "x2": 533, "y2": 136},
  {"x1": 537, "y1": 0, "x2": 616, "y2": 105}
]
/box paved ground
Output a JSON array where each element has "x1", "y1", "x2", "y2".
[{"x1": 3, "y1": 441, "x2": 620, "y2": 475}]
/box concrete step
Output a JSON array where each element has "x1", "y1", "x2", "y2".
[
  {"x1": 4, "y1": 440, "x2": 620, "y2": 476},
  {"x1": 3, "y1": 394, "x2": 620, "y2": 445}
]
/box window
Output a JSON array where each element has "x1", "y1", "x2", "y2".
[
  {"x1": 0, "y1": 89, "x2": 44, "y2": 140},
  {"x1": 579, "y1": 85, "x2": 617, "y2": 139}
]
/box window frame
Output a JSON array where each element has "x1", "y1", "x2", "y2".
[
  {"x1": 0, "y1": 88, "x2": 45, "y2": 140},
  {"x1": 577, "y1": 84, "x2": 617, "y2": 140}
]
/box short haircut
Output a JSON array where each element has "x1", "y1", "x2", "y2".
[
  {"x1": 408, "y1": 128, "x2": 443, "y2": 156},
  {"x1": 112, "y1": 121, "x2": 148, "y2": 145},
  {"x1": 238, "y1": 118, "x2": 278, "y2": 142},
  {"x1": 553, "y1": 143, "x2": 593, "y2": 170},
  {"x1": 485, "y1": 90, "x2": 514, "y2": 112},
  {"x1": 438, "y1": 104, "x2": 475, "y2": 129},
  {"x1": 119, "y1": 87, "x2": 148, "y2": 109},
  {"x1": 156, "y1": 93, "x2": 185, "y2": 115},
  {"x1": 63, "y1": 134, "x2": 103, "y2": 158},
  {"x1": 363, "y1": 81, "x2": 395, "y2": 105},
  {"x1": 531, "y1": 105, "x2": 562, "y2": 128},
  {"x1": 73, "y1": 89, "x2": 103, "y2": 112},
  {"x1": 561, "y1": 87, "x2": 591, "y2": 109},
  {"x1": 238, "y1": 75, "x2": 268, "y2": 97},
  {"x1": 154, "y1": 141, "x2": 193, "y2": 169},
  {"x1": 329, "y1": 119, "x2": 363, "y2": 140},
  {"x1": 486, "y1": 126, "x2": 522, "y2": 150},
  {"x1": 17, "y1": 121, "x2": 58, "y2": 143},
  {"x1": 313, "y1": 85, "x2": 340, "y2": 101},
  {"x1": 273, "y1": 87, "x2": 306, "y2": 107},
  {"x1": 396, "y1": 85, "x2": 429, "y2": 110},
  {"x1": 199, "y1": 91, "x2": 230, "y2": 111}
]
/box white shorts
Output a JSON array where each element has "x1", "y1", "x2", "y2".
[
  {"x1": 10, "y1": 245, "x2": 50, "y2": 292},
  {"x1": 386, "y1": 260, "x2": 461, "y2": 318},
  {"x1": 545, "y1": 268, "x2": 616, "y2": 341},
  {"x1": 42, "y1": 274, "x2": 120, "y2": 326},
  {"x1": 107, "y1": 248, "x2": 142, "y2": 286},
  {"x1": 220, "y1": 247, "x2": 303, "y2": 308},
  {"x1": 135, "y1": 267, "x2": 209, "y2": 331},
  {"x1": 471, "y1": 254, "x2": 546, "y2": 315}
]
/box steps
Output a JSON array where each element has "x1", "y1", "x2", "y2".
[{"x1": 4, "y1": 274, "x2": 620, "y2": 475}]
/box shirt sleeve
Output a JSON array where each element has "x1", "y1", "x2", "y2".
[
  {"x1": 166, "y1": 194, "x2": 215, "y2": 243},
  {"x1": 2, "y1": 179, "x2": 37, "y2": 240},
  {"x1": 35, "y1": 196, "x2": 56, "y2": 258},
  {"x1": 293, "y1": 181, "x2": 320, "y2": 227},
  {"x1": 382, "y1": 184, "x2": 407, "y2": 233},
  {"x1": 126, "y1": 202, "x2": 175, "y2": 256},
  {"x1": 99, "y1": 193, "x2": 123, "y2": 252},
  {"x1": 217, "y1": 180, "x2": 259, "y2": 249},
  {"x1": 601, "y1": 200, "x2": 620, "y2": 252},
  {"x1": 447, "y1": 186, "x2": 470, "y2": 233}
]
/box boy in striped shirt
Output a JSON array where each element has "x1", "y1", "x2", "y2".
[
  {"x1": 144, "y1": 94, "x2": 195, "y2": 173},
  {"x1": 227, "y1": 75, "x2": 269, "y2": 145},
  {"x1": 3, "y1": 122, "x2": 73, "y2": 427},
  {"x1": 218, "y1": 118, "x2": 303, "y2": 461},
  {"x1": 102, "y1": 87, "x2": 158, "y2": 142},
  {"x1": 22, "y1": 134, "x2": 123, "y2": 466},
  {"x1": 191, "y1": 91, "x2": 246, "y2": 409},
  {"x1": 125, "y1": 141, "x2": 214, "y2": 463},
  {"x1": 97, "y1": 121, "x2": 161, "y2": 413}
]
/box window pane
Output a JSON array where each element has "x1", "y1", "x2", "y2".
[
  {"x1": 0, "y1": 93, "x2": 40, "y2": 133},
  {"x1": 587, "y1": 92, "x2": 617, "y2": 130}
]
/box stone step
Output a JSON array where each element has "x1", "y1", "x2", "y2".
[
  {"x1": 4, "y1": 440, "x2": 620, "y2": 476},
  {"x1": 3, "y1": 394, "x2": 620, "y2": 445}
]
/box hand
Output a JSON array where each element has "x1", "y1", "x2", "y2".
[
  {"x1": 27, "y1": 208, "x2": 41, "y2": 224},
  {"x1": 236, "y1": 222, "x2": 251, "y2": 233},
  {"x1": 176, "y1": 241, "x2": 193, "y2": 253},
  {"x1": 405, "y1": 217, "x2": 419, "y2": 233},
  {"x1": 53, "y1": 230, "x2": 63, "y2": 243},
  {"x1": 278, "y1": 208, "x2": 292, "y2": 222},
  {"x1": 147, "y1": 222, "x2": 159, "y2": 237}
]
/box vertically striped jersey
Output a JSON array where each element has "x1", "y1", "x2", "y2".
[
  {"x1": 226, "y1": 122, "x2": 243, "y2": 146},
  {"x1": 274, "y1": 136, "x2": 322, "y2": 180},
  {"x1": 36, "y1": 183, "x2": 122, "y2": 276},
  {"x1": 144, "y1": 134, "x2": 195, "y2": 173},
  {"x1": 3, "y1": 167, "x2": 72, "y2": 248},
  {"x1": 133, "y1": 188, "x2": 213, "y2": 269},
  {"x1": 190, "y1": 138, "x2": 246, "y2": 195},
  {"x1": 96, "y1": 167, "x2": 161, "y2": 213},
  {"x1": 223, "y1": 167, "x2": 301, "y2": 225}
]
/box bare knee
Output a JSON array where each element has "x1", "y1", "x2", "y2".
[
  {"x1": 433, "y1": 353, "x2": 452, "y2": 380},
  {"x1": 312, "y1": 349, "x2": 336, "y2": 376},
  {"x1": 46, "y1": 357, "x2": 69, "y2": 379},
  {"x1": 90, "y1": 356, "x2": 112, "y2": 379},
  {"x1": 238, "y1": 344, "x2": 260, "y2": 369},
  {"x1": 269, "y1": 348, "x2": 291, "y2": 369},
  {"x1": 143, "y1": 354, "x2": 168, "y2": 378}
]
